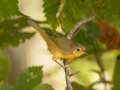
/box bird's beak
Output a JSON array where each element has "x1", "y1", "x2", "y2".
[{"x1": 80, "y1": 51, "x2": 88, "y2": 57}]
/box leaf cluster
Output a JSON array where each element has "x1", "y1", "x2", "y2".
[
  {"x1": 0, "y1": 66, "x2": 54, "y2": 90},
  {"x1": 0, "y1": 0, "x2": 35, "y2": 48}
]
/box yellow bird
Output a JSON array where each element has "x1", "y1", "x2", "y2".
[{"x1": 28, "y1": 19, "x2": 85, "y2": 61}]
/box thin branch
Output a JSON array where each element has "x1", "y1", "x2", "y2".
[
  {"x1": 53, "y1": 58, "x2": 65, "y2": 69},
  {"x1": 70, "y1": 71, "x2": 80, "y2": 77},
  {"x1": 56, "y1": 0, "x2": 65, "y2": 18},
  {"x1": 67, "y1": 15, "x2": 95, "y2": 39},
  {"x1": 94, "y1": 53, "x2": 104, "y2": 73},
  {"x1": 88, "y1": 79, "x2": 112, "y2": 89},
  {"x1": 94, "y1": 53, "x2": 107, "y2": 90},
  {"x1": 63, "y1": 60, "x2": 73, "y2": 90}
]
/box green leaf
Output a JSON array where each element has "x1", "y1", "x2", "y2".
[
  {"x1": 71, "y1": 82, "x2": 88, "y2": 90},
  {"x1": 0, "y1": 0, "x2": 35, "y2": 48},
  {"x1": 85, "y1": 21, "x2": 101, "y2": 38},
  {"x1": 91, "y1": 0, "x2": 120, "y2": 31},
  {"x1": 15, "y1": 66, "x2": 43, "y2": 90},
  {"x1": 113, "y1": 56, "x2": 120, "y2": 90},
  {"x1": 0, "y1": 0, "x2": 20, "y2": 19},
  {"x1": 0, "y1": 16, "x2": 35, "y2": 48},
  {"x1": 43, "y1": 0, "x2": 59, "y2": 29},
  {"x1": 73, "y1": 0, "x2": 120, "y2": 31},
  {"x1": 33, "y1": 84, "x2": 54, "y2": 90},
  {"x1": 60, "y1": 0, "x2": 86, "y2": 33}
]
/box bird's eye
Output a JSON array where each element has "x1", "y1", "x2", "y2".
[
  {"x1": 76, "y1": 48, "x2": 81, "y2": 51},
  {"x1": 73, "y1": 48, "x2": 82, "y2": 54},
  {"x1": 74, "y1": 48, "x2": 82, "y2": 53}
]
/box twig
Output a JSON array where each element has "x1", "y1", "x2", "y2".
[
  {"x1": 56, "y1": 0, "x2": 65, "y2": 18},
  {"x1": 94, "y1": 53, "x2": 104, "y2": 73},
  {"x1": 70, "y1": 71, "x2": 80, "y2": 77},
  {"x1": 53, "y1": 58, "x2": 65, "y2": 69},
  {"x1": 63, "y1": 60, "x2": 73, "y2": 90},
  {"x1": 67, "y1": 15, "x2": 95, "y2": 39},
  {"x1": 88, "y1": 79, "x2": 112, "y2": 89},
  {"x1": 94, "y1": 53, "x2": 107, "y2": 90}
]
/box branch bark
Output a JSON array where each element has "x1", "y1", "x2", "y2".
[
  {"x1": 63, "y1": 61, "x2": 73, "y2": 90},
  {"x1": 67, "y1": 15, "x2": 95, "y2": 39}
]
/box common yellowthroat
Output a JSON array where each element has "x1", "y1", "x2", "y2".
[{"x1": 28, "y1": 19, "x2": 85, "y2": 61}]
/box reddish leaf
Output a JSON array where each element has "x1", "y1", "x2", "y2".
[{"x1": 98, "y1": 20, "x2": 120, "y2": 49}]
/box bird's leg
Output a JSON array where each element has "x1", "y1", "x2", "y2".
[
  {"x1": 65, "y1": 61, "x2": 80, "y2": 77},
  {"x1": 53, "y1": 57, "x2": 80, "y2": 77},
  {"x1": 52, "y1": 57, "x2": 64, "y2": 69}
]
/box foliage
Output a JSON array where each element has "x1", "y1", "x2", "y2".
[
  {"x1": 43, "y1": 0, "x2": 120, "y2": 32},
  {"x1": 0, "y1": 16, "x2": 35, "y2": 47},
  {"x1": 43, "y1": 0, "x2": 59, "y2": 29},
  {"x1": 98, "y1": 21, "x2": 120, "y2": 49},
  {"x1": 14, "y1": 66, "x2": 43, "y2": 90},
  {"x1": 33, "y1": 84, "x2": 54, "y2": 90},
  {"x1": 0, "y1": 66, "x2": 54, "y2": 90},
  {"x1": 0, "y1": 0, "x2": 35, "y2": 48},
  {"x1": 71, "y1": 82, "x2": 88, "y2": 90},
  {"x1": 0, "y1": 0, "x2": 20, "y2": 19}
]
